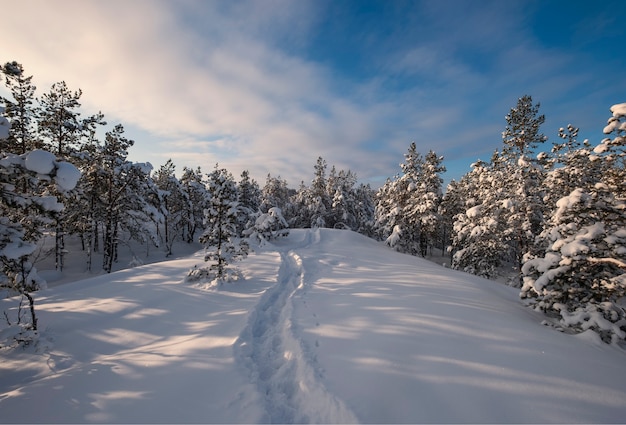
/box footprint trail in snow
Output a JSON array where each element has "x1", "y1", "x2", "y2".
[{"x1": 234, "y1": 230, "x2": 358, "y2": 423}]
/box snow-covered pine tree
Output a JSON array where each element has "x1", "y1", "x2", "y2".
[
  {"x1": 91, "y1": 124, "x2": 161, "y2": 272},
  {"x1": 521, "y1": 103, "x2": 626, "y2": 343},
  {"x1": 259, "y1": 173, "x2": 289, "y2": 211},
  {"x1": 411, "y1": 150, "x2": 446, "y2": 255},
  {"x1": 37, "y1": 80, "x2": 86, "y2": 271},
  {"x1": 154, "y1": 159, "x2": 188, "y2": 256},
  {"x1": 236, "y1": 170, "x2": 261, "y2": 237},
  {"x1": 1, "y1": 130, "x2": 80, "y2": 334},
  {"x1": 452, "y1": 96, "x2": 548, "y2": 283},
  {"x1": 60, "y1": 111, "x2": 107, "y2": 258},
  {"x1": 541, "y1": 125, "x2": 593, "y2": 210},
  {"x1": 499, "y1": 95, "x2": 548, "y2": 283},
  {"x1": 375, "y1": 143, "x2": 445, "y2": 256},
  {"x1": 0, "y1": 62, "x2": 40, "y2": 154},
  {"x1": 193, "y1": 165, "x2": 249, "y2": 284},
  {"x1": 298, "y1": 156, "x2": 331, "y2": 228},
  {"x1": 353, "y1": 182, "x2": 376, "y2": 237},
  {"x1": 179, "y1": 166, "x2": 208, "y2": 243},
  {"x1": 374, "y1": 143, "x2": 420, "y2": 254},
  {"x1": 327, "y1": 167, "x2": 359, "y2": 230},
  {"x1": 598, "y1": 104, "x2": 626, "y2": 199},
  {"x1": 450, "y1": 159, "x2": 510, "y2": 278},
  {"x1": 440, "y1": 179, "x2": 466, "y2": 259}
]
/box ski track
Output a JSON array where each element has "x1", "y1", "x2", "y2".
[{"x1": 233, "y1": 229, "x2": 358, "y2": 424}]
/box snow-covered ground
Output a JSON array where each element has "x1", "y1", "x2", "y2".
[{"x1": 1, "y1": 229, "x2": 626, "y2": 423}]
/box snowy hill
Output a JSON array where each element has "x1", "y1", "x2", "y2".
[{"x1": 1, "y1": 229, "x2": 626, "y2": 423}]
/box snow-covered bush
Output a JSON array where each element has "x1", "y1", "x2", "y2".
[{"x1": 245, "y1": 207, "x2": 289, "y2": 246}]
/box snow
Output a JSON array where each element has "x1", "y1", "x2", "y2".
[
  {"x1": 466, "y1": 204, "x2": 481, "y2": 218},
  {"x1": 610, "y1": 102, "x2": 626, "y2": 118},
  {"x1": 135, "y1": 161, "x2": 153, "y2": 175},
  {"x1": 2, "y1": 229, "x2": 626, "y2": 423},
  {"x1": 55, "y1": 161, "x2": 81, "y2": 191},
  {"x1": 23, "y1": 149, "x2": 56, "y2": 174},
  {"x1": 0, "y1": 240, "x2": 36, "y2": 260},
  {"x1": 33, "y1": 195, "x2": 64, "y2": 212}
]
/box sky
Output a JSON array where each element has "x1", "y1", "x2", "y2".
[{"x1": 2, "y1": 0, "x2": 625, "y2": 187}]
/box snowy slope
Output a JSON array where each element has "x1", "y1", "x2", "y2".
[{"x1": 1, "y1": 229, "x2": 626, "y2": 423}]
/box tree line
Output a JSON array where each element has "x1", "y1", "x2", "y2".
[{"x1": 1, "y1": 61, "x2": 625, "y2": 343}]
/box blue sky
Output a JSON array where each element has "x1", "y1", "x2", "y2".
[{"x1": 2, "y1": 0, "x2": 625, "y2": 187}]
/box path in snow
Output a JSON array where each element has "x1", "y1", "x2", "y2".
[{"x1": 233, "y1": 230, "x2": 358, "y2": 423}]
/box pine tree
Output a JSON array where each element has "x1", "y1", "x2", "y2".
[
  {"x1": 1, "y1": 133, "x2": 80, "y2": 334},
  {"x1": 180, "y1": 166, "x2": 208, "y2": 243},
  {"x1": 353, "y1": 183, "x2": 376, "y2": 237},
  {"x1": 374, "y1": 143, "x2": 445, "y2": 256},
  {"x1": 323, "y1": 167, "x2": 353, "y2": 229},
  {"x1": 194, "y1": 165, "x2": 249, "y2": 283},
  {"x1": 500, "y1": 95, "x2": 548, "y2": 282},
  {"x1": 452, "y1": 96, "x2": 548, "y2": 282},
  {"x1": 0, "y1": 62, "x2": 40, "y2": 154},
  {"x1": 374, "y1": 143, "x2": 422, "y2": 254},
  {"x1": 260, "y1": 173, "x2": 292, "y2": 215},
  {"x1": 236, "y1": 170, "x2": 261, "y2": 236},
  {"x1": 450, "y1": 160, "x2": 510, "y2": 278},
  {"x1": 412, "y1": 150, "x2": 446, "y2": 255},
  {"x1": 60, "y1": 111, "x2": 107, "y2": 258},
  {"x1": 37, "y1": 81, "x2": 85, "y2": 271},
  {"x1": 308, "y1": 157, "x2": 331, "y2": 227},
  {"x1": 154, "y1": 159, "x2": 188, "y2": 256},
  {"x1": 440, "y1": 179, "x2": 465, "y2": 259},
  {"x1": 520, "y1": 103, "x2": 626, "y2": 343},
  {"x1": 38, "y1": 81, "x2": 83, "y2": 158},
  {"x1": 85, "y1": 124, "x2": 161, "y2": 273}
]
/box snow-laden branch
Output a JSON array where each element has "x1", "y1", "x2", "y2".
[{"x1": 587, "y1": 257, "x2": 626, "y2": 269}]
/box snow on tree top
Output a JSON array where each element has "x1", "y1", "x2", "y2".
[
  {"x1": 135, "y1": 162, "x2": 153, "y2": 174},
  {"x1": 24, "y1": 149, "x2": 56, "y2": 174},
  {"x1": 610, "y1": 103, "x2": 626, "y2": 117},
  {"x1": 55, "y1": 161, "x2": 81, "y2": 192}
]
